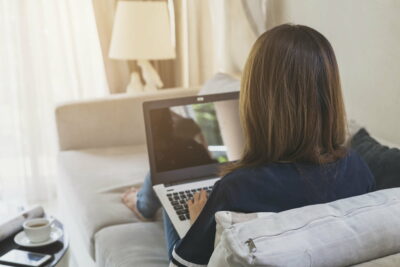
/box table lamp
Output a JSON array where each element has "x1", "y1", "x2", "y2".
[{"x1": 109, "y1": 1, "x2": 176, "y2": 93}]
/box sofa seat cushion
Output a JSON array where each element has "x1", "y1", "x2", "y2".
[
  {"x1": 57, "y1": 145, "x2": 152, "y2": 258},
  {"x1": 95, "y1": 222, "x2": 169, "y2": 267}
]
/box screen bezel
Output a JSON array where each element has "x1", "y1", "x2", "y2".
[{"x1": 143, "y1": 91, "x2": 240, "y2": 186}]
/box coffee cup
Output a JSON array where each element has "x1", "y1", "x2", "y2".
[{"x1": 23, "y1": 218, "x2": 52, "y2": 243}]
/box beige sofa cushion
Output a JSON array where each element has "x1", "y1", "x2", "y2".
[
  {"x1": 354, "y1": 253, "x2": 400, "y2": 266},
  {"x1": 95, "y1": 222, "x2": 168, "y2": 267},
  {"x1": 55, "y1": 88, "x2": 199, "y2": 151},
  {"x1": 57, "y1": 145, "x2": 154, "y2": 258}
]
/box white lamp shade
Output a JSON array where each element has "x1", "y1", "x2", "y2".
[{"x1": 109, "y1": 1, "x2": 176, "y2": 60}]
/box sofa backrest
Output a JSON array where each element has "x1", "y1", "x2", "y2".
[{"x1": 55, "y1": 88, "x2": 199, "y2": 151}]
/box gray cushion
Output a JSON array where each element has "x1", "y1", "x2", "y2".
[
  {"x1": 57, "y1": 145, "x2": 151, "y2": 258},
  {"x1": 95, "y1": 222, "x2": 169, "y2": 267},
  {"x1": 351, "y1": 128, "x2": 400, "y2": 190}
]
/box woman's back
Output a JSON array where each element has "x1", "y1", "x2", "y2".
[
  {"x1": 220, "y1": 150, "x2": 375, "y2": 213},
  {"x1": 172, "y1": 150, "x2": 374, "y2": 265}
]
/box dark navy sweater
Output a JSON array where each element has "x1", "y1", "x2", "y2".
[{"x1": 172, "y1": 150, "x2": 375, "y2": 266}]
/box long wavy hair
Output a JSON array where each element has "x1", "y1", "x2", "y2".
[{"x1": 222, "y1": 24, "x2": 347, "y2": 175}]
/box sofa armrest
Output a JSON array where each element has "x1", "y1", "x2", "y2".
[{"x1": 55, "y1": 88, "x2": 199, "y2": 151}]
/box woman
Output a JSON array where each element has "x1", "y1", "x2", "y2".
[{"x1": 122, "y1": 24, "x2": 375, "y2": 266}]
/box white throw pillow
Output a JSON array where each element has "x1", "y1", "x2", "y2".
[
  {"x1": 214, "y1": 211, "x2": 273, "y2": 248},
  {"x1": 209, "y1": 188, "x2": 400, "y2": 267}
]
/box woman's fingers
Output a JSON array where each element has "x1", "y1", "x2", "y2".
[
  {"x1": 186, "y1": 190, "x2": 207, "y2": 206},
  {"x1": 190, "y1": 190, "x2": 207, "y2": 203},
  {"x1": 200, "y1": 189, "x2": 207, "y2": 200},
  {"x1": 187, "y1": 193, "x2": 196, "y2": 205},
  {"x1": 187, "y1": 190, "x2": 208, "y2": 225},
  {"x1": 191, "y1": 191, "x2": 200, "y2": 202},
  {"x1": 187, "y1": 190, "x2": 208, "y2": 207}
]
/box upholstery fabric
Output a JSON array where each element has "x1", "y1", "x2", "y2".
[
  {"x1": 354, "y1": 253, "x2": 400, "y2": 266},
  {"x1": 351, "y1": 128, "x2": 400, "y2": 190},
  {"x1": 55, "y1": 88, "x2": 199, "y2": 151},
  {"x1": 209, "y1": 188, "x2": 400, "y2": 267},
  {"x1": 214, "y1": 211, "x2": 273, "y2": 248},
  {"x1": 57, "y1": 145, "x2": 160, "y2": 258},
  {"x1": 95, "y1": 222, "x2": 169, "y2": 267}
]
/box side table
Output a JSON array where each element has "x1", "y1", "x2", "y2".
[{"x1": 0, "y1": 219, "x2": 69, "y2": 267}]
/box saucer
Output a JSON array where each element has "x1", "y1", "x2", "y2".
[{"x1": 14, "y1": 227, "x2": 63, "y2": 247}]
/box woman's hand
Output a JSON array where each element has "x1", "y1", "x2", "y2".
[{"x1": 187, "y1": 190, "x2": 208, "y2": 225}]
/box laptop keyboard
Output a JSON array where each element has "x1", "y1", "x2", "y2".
[{"x1": 167, "y1": 186, "x2": 213, "y2": 221}]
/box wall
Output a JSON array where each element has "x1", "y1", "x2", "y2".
[{"x1": 265, "y1": 0, "x2": 400, "y2": 144}]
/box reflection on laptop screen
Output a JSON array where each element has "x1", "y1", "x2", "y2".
[{"x1": 149, "y1": 99, "x2": 241, "y2": 173}]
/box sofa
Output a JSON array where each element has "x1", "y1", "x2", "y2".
[
  {"x1": 55, "y1": 88, "x2": 199, "y2": 267},
  {"x1": 55, "y1": 81, "x2": 400, "y2": 266}
]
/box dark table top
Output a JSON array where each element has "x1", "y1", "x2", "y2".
[{"x1": 0, "y1": 219, "x2": 68, "y2": 267}]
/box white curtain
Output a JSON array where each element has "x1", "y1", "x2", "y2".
[
  {"x1": 208, "y1": 0, "x2": 261, "y2": 76},
  {"x1": 0, "y1": 0, "x2": 108, "y2": 207}
]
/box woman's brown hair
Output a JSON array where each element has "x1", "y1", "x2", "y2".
[{"x1": 222, "y1": 24, "x2": 347, "y2": 175}]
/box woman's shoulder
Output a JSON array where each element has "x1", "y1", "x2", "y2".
[
  {"x1": 219, "y1": 162, "x2": 296, "y2": 186},
  {"x1": 221, "y1": 164, "x2": 269, "y2": 179},
  {"x1": 219, "y1": 150, "x2": 372, "y2": 183},
  {"x1": 220, "y1": 167, "x2": 252, "y2": 183},
  {"x1": 217, "y1": 166, "x2": 269, "y2": 197},
  {"x1": 345, "y1": 149, "x2": 371, "y2": 170},
  {"x1": 344, "y1": 149, "x2": 375, "y2": 179}
]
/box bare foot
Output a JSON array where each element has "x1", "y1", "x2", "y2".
[{"x1": 121, "y1": 187, "x2": 150, "y2": 221}]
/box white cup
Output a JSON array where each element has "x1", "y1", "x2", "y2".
[{"x1": 23, "y1": 218, "x2": 52, "y2": 243}]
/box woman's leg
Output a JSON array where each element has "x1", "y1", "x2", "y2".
[
  {"x1": 162, "y1": 209, "x2": 181, "y2": 261},
  {"x1": 122, "y1": 172, "x2": 161, "y2": 219},
  {"x1": 138, "y1": 176, "x2": 180, "y2": 259},
  {"x1": 136, "y1": 172, "x2": 161, "y2": 218}
]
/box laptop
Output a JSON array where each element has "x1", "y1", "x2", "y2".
[{"x1": 143, "y1": 92, "x2": 242, "y2": 237}]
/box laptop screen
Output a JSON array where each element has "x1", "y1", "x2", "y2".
[{"x1": 144, "y1": 92, "x2": 243, "y2": 184}]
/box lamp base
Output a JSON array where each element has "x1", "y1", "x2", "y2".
[
  {"x1": 137, "y1": 59, "x2": 164, "y2": 91},
  {"x1": 126, "y1": 71, "x2": 144, "y2": 94}
]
